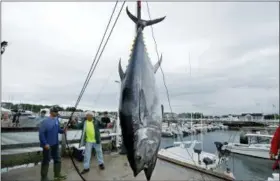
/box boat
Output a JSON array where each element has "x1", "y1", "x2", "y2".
[
  {"x1": 158, "y1": 140, "x2": 234, "y2": 180},
  {"x1": 161, "y1": 127, "x2": 174, "y2": 138},
  {"x1": 159, "y1": 140, "x2": 228, "y2": 169},
  {"x1": 170, "y1": 123, "x2": 183, "y2": 137},
  {"x1": 222, "y1": 133, "x2": 273, "y2": 159},
  {"x1": 267, "y1": 173, "x2": 279, "y2": 181},
  {"x1": 161, "y1": 123, "x2": 174, "y2": 137}
]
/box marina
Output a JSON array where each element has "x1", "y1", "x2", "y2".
[{"x1": 1, "y1": 1, "x2": 279, "y2": 181}]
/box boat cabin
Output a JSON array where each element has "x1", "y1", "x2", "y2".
[{"x1": 241, "y1": 133, "x2": 272, "y2": 145}]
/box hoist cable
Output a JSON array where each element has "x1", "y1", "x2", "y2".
[
  {"x1": 63, "y1": 2, "x2": 126, "y2": 181},
  {"x1": 74, "y1": 1, "x2": 119, "y2": 110}
]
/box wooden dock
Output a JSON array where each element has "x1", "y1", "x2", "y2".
[{"x1": 1, "y1": 154, "x2": 224, "y2": 181}]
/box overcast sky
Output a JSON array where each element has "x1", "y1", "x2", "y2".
[{"x1": 1, "y1": 2, "x2": 279, "y2": 115}]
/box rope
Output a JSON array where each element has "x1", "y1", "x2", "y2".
[
  {"x1": 145, "y1": 2, "x2": 208, "y2": 181},
  {"x1": 63, "y1": 2, "x2": 126, "y2": 181},
  {"x1": 73, "y1": 1, "x2": 119, "y2": 111}
]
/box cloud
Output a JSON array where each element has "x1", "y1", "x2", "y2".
[{"x1": 2, "y1": 2, "x2": 279, "y2": 115}]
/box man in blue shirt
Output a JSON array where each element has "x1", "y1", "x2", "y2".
[
  {"x1": 39, "y1": 106, "x2": 67, "y2": 181},
  {"x1": 36, "y1": 110, "x2": 47, "y2": 127}
]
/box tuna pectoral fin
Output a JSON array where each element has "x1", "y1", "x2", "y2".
[
  {"x1": 153, "y1": 54, "x2": 162, "y2": 73},
  {"x1": 144, "y1": 156, "x2": 158, "y2": 181},
  {"x1": 126, "y1": 7, "x2": 165, "y2": 28},
  {"x1": 118, "y1": 58, "x2": 125, "y2": 80}
]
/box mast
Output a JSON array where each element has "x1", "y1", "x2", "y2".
[{"x1": 136, "y1": 0, "x2": 141, "y2": 33}]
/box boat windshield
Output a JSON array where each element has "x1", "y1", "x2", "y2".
[{"x1": 249, "y1": 136, "x2": 271, "y2": 144}]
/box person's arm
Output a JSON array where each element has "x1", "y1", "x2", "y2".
[
  {"x1": 57, "y1": 119, "x2": 65, "y2": 134},
  {"x1": 107, "y1": 117, "x2": 111, "y2": 124},
  {"x1": 270, "y1": 127, "x2": 280, "y2": 156},
  {"x1": 39, "y1": 120, "x2": 48, "y2": 147},
  {"x1": 58, "y1": 126, "x2": 64, "y2": 134},
  {"x1": 71, "y1": 121, "x2": 84, "y2": 130},
  {"x1": 96, "y1": 117, "x2": 105, "y2": 128}
]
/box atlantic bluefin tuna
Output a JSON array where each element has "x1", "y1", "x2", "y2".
[{"x1": 118, "y1": 6, "x2": 166, "y2": 181}]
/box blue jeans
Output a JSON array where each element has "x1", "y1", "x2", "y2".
[
  {"x1": 42, "y1": 144, "x2": 61, "y2": 165},
  {"x1": 83, "y1": 142, "x2": 104, "y2": 169}
]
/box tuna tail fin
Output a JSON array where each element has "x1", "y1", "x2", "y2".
[
  {"x1": 144, "y1": 156, "x2": 158, "y2": 181},
  {"x1": 153, "y1": 54, "x2": 162, "y2": 73},
  {"x1": 126, "y1": 7, "x2": 165, "y2": 29},
  {"x1": 118, "y1": 58, "x2": 125, "y2": 80}
]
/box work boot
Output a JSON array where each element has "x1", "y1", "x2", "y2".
[
  {"x1": 41, "y1": 164, "x2": 50, "y2": 181},
  {"x1": 99, "y1": 164, "x2": 105, "y2": 170},
  {"x1": 53, "y1": 162, "x2": 67, "y2": 181}
]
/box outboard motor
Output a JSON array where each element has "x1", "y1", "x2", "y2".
[
  {"x1": 203, "y1": 157, "x2": 214, "y2": 169},
  {"x1": 214, "y1": 141, "x2": 231, "y2": 160},
  {"x1": 193, "y1": 148, "x2": 202, "y2": 164}
]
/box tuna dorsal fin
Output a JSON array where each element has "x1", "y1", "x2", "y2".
[
  {"x1": 118, "y1": 58, "x2": 125, "y2": 80},
  {"x1": 153, "y1": 54, "x2": 163, "y2": 73}
]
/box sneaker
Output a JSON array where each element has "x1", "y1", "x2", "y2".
[
  {"x1": 81, "y1": 169, "x2": 90, "y2": 174},
  {"x1": 99, "y1": 164, "x2": 105, "y2": 170}
]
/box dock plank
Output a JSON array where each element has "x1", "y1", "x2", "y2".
[{"x1": 1, "y1": 154, "x2": 222, "y2": 181}]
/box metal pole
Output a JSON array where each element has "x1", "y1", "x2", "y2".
[{"x1": 136, "y1": 0, "x2": 141, "y2": 32}]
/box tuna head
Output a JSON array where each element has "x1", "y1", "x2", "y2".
[{"x1": 118, "y1": 85, "x2": 161, "y2": 180}]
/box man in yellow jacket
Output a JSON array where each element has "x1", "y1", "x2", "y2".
[{"x1": 74, "y1": 111, "x2": 105, "y2": 174}]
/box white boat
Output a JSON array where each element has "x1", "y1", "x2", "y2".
[
  {"x1": 161, "y1": 123, "x2": 174, "y2": 137},
  {"x1": 161, "y1": 127, "x2": 174, "y2": 137},
  {"x1": 267, "y1": 173, "x2": 279, "y2": 181},
  {"x1": 222, "y1": 133, "x2": 273, "y2": 159},
  {"x1": 170, "y1": 123, "x2": 183, "y2": 136},
  {"x1": 159, "y1": 140, "x2": 227, "y2": 169}
]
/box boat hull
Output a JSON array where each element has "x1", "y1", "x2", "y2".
[{"x1": 224, "y1": 143, "x2": 270, "y2": 159}]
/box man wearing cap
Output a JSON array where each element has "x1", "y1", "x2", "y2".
[
  {"x1": 73, "y1": 111, "x2": 105, "y2": 174},
  {"x1": 36, "y1": 110, "x2": 47, "y2": 127},
  {"x1": 39, "y1": 106, "x2": 67, "y2": 181}
]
